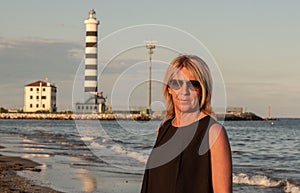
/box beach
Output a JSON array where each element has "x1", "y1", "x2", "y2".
[
  {"x1": 0, "y1": 149, "x2": 62, "y2": 193},
  {"x1": 0, "y1": 119, "x2": 299, "y2": 193},
  {"x1": 0, "y1": 150, "x2": 141, "y2": 193},
  {"x1": 0, "y1": 124, "x2": 144, "y2": 193}
]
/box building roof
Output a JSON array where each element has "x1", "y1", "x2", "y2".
[{"x1": 25, "y1": 80, "x2": 56, "y2": 87}]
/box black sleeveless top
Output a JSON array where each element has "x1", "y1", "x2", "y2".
[{"x1": 141, "y1": 116, "x2": 217, "y2": 193}]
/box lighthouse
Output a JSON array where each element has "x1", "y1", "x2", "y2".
[
  {"x1": 75, "y1": 9, "x2": 106, "y2": 113},
  {"x1": 84, "y1": 9, "x2": 99, "y2": 93}
]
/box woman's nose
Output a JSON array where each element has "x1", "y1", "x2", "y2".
[{"x1": 180, "y1": 82, "x2": 190, "y2": 95}]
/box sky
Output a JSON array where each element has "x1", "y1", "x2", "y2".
[{"x1": 0, "y1": 0, "x2": 300, "y2": 118}]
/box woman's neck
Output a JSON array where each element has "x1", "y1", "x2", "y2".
[{"x1": 172, "y1": 111, "x2": 206, "y2": 127}]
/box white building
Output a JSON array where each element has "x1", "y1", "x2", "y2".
[
  {"x1": 226, "y1": 107, "x2": 243, "y2": 114},
  {"x1": 23, "y1": 80, "x2": 57, "y2": 112}
]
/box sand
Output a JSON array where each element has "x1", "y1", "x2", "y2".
[{"x1": 0, "y1": 153, "x2": 63, "y2": 193}]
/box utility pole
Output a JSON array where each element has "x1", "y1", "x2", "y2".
[{"x1": 145, "y1": 41, "x2": 156, "y2": 114}]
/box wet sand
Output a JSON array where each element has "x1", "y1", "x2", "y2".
[
  {"x1": 0, "y1": 151, "x2": 63, "y2": 193},
  {"x1": 0, "y1": 142, "x2": 142, "y2": 193}
]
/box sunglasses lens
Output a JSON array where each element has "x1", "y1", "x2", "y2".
[
  {"x1": 169, "y1": 79, "x2": 200, "y2": 91},
  {"x1": 169, "y1": 80, "x2": 182, "y2": 90},
  {"x1": 189, "y1": 80, "x2": 201, "y2": 90}
]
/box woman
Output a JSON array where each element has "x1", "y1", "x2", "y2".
[{"x1": 141, "y1": 55, "x2": 232, "y2": 193}]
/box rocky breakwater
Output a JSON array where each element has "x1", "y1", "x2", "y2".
[
  {"x1": 0, "y1": 112, "x2": 263, "y2": 121},
  {"x1": 0, "y1": 113, "x2": 74, "y2": 120},
  {"x1": 217, "y1": 112, "x2": 263, "y2": 121},
  {"x1": 0, "y1": 113, "x2": 155, "y2": 120}
]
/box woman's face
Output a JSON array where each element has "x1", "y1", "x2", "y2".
[{"x1": 168, "y1": 67, "x2": 201, "y2": 113}]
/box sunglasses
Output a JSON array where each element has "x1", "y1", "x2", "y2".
[{"x1": 168, "y1": 79, "x2": 201, "y2": 91}]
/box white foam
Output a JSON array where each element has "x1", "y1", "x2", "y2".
[
  {"x1": 90, "y1": 141, "x2": 105, "y2": 148},
  {"x1": 102, "y1": 138, "x2": 110, "y2": 143},
  {"x1": 88, "y1": 141, "x2": 148, "y2": 164},
  {"x1": 233, "y1": 173, "x2": 300, "y2": 193},
  {"x1": 111, "y1": 145, "x2": 148, "y2": 163},
  {"x1": 285, "y1": 180, "x2": 300, "y2": 193},
  {"x1": 233, "y1": 173, "x2": 283, "y2": 187},
  {"x1": 81, "y1": 136, "x2": 94, "y2": 141}
]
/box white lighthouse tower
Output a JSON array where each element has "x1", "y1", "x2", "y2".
[
  {"x1": 84, "y1": 9, "x2": 99, "y2": 93},
  {"x1": 76, "y1": 9, "x2": 106, "y2": 113}
]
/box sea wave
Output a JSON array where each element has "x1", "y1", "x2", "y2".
[
  {"x1": 89, "y1": 141, "x2": 148, "y2": 164},
  {"x1": 233, "y1": 173, "x2": 300, "y2": 193},
  {"x1": 110, "y1": 145, "x2": 148, "y2": 164}
]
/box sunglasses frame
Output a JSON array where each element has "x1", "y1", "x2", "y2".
[{"x1": 168, "y1": 79, "x2": 201, "y2": 91}]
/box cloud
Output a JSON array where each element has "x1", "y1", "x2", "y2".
[
  {"x1": 0, "y1": 38, "x2": 19, "y2": 49},
  {"x1": 68, "y1": 48, "x2": 84, "y2": 60},
  {"x1": 0, "y1": 37, "x2": 83, "y2": 79},
  {"x1": 0, "y1": 37, "x2": 83, "y2": 109},
  {"x1": 0, "y1": 37, "x2": 166, "y2": 110},
  {"x1": 225, "y1": 80, "x2": 300, "y2": 117}
]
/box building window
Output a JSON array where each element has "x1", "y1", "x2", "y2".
[
  {"x1": 41, "y1": 96, "x2": 46, "y2": 99},
  {"x1": 94, "y1": 106, "x2": 97, "y2": 110},
  {"x1": 43, "y1": 88, "x2": 46, "y2": 91},
  {"x1": 36, "y1": 96, "x2": 39, "y2": 99},
  {"x1": 30, "y1": 96, "x2": 33, "y2": 99},
  {"x1": 30, "y1": 88, "x2": 33, "y2": 91},
  {"x1": 86, "y1": 106, "x2": 88, "y2": 110},
  {"x1": 37, "y1": 88, "x2": 39, "y2": 91},
  {"x1": 36, "y1": 104, "x2": 39, "y2": 108},
  {"x1": 42, "y1": 104, "x2": 45, "y2": 108},
  {"x1": 90, "y1": 106, "x2": 93, "y2": 110},
  {"x1": 30, "y1": 104, "x2": 33, "y2": 108},
  {"x1": 78, "y1": 106, "x2": 80, "y2": 110}
]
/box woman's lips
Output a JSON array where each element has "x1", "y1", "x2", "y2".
[{"x1": 179, "y1": 99, "x2": 190, "y2": 104}]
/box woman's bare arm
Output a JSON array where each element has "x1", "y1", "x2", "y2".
[{"x1": 209, "y1": 124, "x2": 232, "y2": 193}]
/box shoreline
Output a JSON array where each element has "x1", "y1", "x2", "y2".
[
  {"x1": 0, "y1": 112, "x2": 265, "y2": 121},
  {"x1": 0, "y1": 152, "x2": 63, "y2": 193},
  {"x1": 0, "y1": 142, "x2": 142, "y2": 193}
]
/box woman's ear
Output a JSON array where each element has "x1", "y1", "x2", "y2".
[{"x1": 168, "y1": 87, "x2": 172, "y2": 94}]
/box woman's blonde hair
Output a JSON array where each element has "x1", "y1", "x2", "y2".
[{"x1": 163, "y1": 55, "x2": 214, "y2": 121}]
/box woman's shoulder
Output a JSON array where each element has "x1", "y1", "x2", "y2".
[
  {"x1": 206, "y1": 115, "x2": 223, "y2": 128},
  {"x1": 203, "y1": 115, "x2": 227, "y2": 140},
  {"x1": 156, "y1": 118, "x2": 173, "y2": 137},
  {"x1": 207, "y1": 118, "x2": 229, "y2": 149}
]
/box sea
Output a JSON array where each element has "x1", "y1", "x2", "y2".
[{"x1": 0, "y1": 118, "x2": 299, "y2": 193}]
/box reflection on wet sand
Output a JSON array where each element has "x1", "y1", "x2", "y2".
[
  {"x1": 76, "y1": 168, "x2": 97, "y2": 192},
  {"x1": 22, "y1": 139, "x2": 52, "y2": 158},
  {"x1": 69, "y1": 157, "x2": 96, "y2": 193},
  {"x1": 21, "y1": 137, "x2": 97, "y2": 193},
  {"x1": 21, "y1": 139, "x2": 50, "y2": 158},
  {"x1": 22, "y1": 153, "x2": 51, "y2": 158}
]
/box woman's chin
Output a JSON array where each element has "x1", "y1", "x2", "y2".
[{"x1": 177, "y1": 105, "x2": 199, "y2": 113}]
